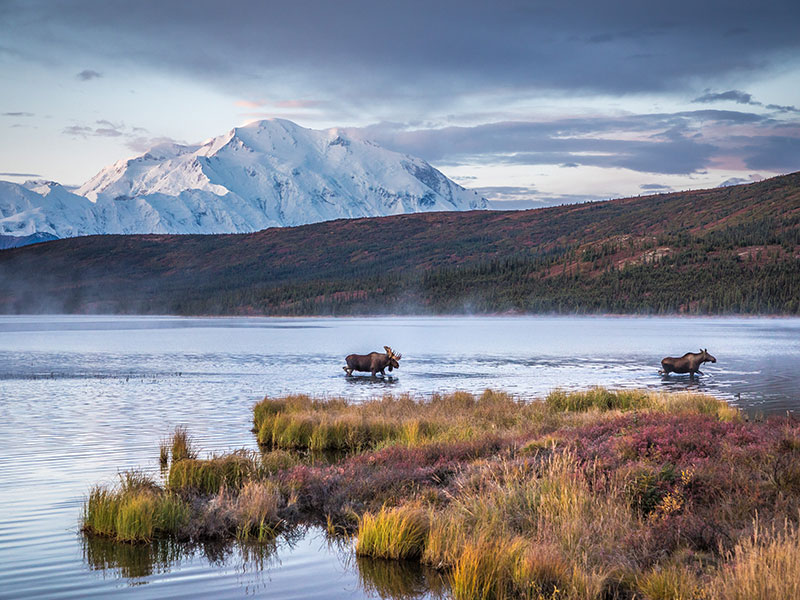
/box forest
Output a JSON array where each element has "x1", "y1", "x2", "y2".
[{"x1": 1, "y1": 172, "x2": 798, "y2": 315}]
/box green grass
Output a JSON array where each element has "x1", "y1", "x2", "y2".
[
  {"x1": 82, "y1": 473, "x2": 189, "y2": 543},
  {"x1": 167, "y1": 451, "x2": 259, "y2": 495},
  {"x1": 82, "y1": 388, "x2": 799, "y2": 599},
  {"x1": 545, "y1": 387, "x2": 652, "y2": 412},
  {"x1": 170, "y1": 426, "x2": 197, "y2": 462},
  {"x1": 356, "y1": 505, "x2": 429, "y2": 560}
]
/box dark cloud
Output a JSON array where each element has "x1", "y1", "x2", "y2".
[
  {"x1": 640, "y1": 184, "x2": 672, "y2": 190},
  {"x1": 692, "y1": 90, "x2": 760, "y2": 105},
  {"x1": 742, "y1": 136, "x2": 800, "y2": 172},
  {"x1": 76, "y1": 69, "x2": 102, "y2": 81},
  {"x1": 2, "y1": 111, "x2": 35, "y2": 117},
  {"x1": 691, "y1": 91, "x2": 800, "y2": 115},
  {"x1": 1, "y1": 0, "x2": 798, "y2": 102},
  {"x1": 0, "y1": 171, "x2": 42, "y2": 177},
  {"x1": 346, "y1": 108, "x2": 800, "y2": 175},
  {"x1": 766, "y1": 103, "x2": 800, "y2": 113}
]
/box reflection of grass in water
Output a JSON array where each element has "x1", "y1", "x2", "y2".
[
  {"x1": 356, "y1": 555, "x2": 449, "y2": 600},
  {"x1": 84, "y1": 530, "x2": 288, "y2": 581},
  {"x1": 83, "y1": 535, "x2": 188, "y2": 579}
]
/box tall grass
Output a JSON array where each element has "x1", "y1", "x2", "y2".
[
  {"x1": 234, "y1": 481, "x2": 283, "y2": 541},
  {"x1": 356, "y1": 505, "x2": 429, "y2": 560},
  {"x1": 167, "y1": 451, "x2": 259, "y2": 495},
  {"x1": 83, "y1": 387, "x2": 793, "y2": 599},
  {"x1": 170, "y1": 426, "x2": 197, "y2": 462},
  {"x1": 546, "y1": 387, "x2": 651, "y2": 412},
  {"x1": 82, "y1": 472, "x2": 189, "y2": 542},
  {"x1": 712, "y1": 518, "x2": 800, "y2": 600}
]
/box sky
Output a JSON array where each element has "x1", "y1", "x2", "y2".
[{"x1": 1, "y1": 0, "x2": 799, "y2": 208}]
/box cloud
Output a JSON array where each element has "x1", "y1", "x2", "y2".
[
  {"x1": 76, "y1": 69, "x2": 102, "y2": 81},
  {"x1": 766, "y1": 103, "x2": 800, "y2": 113},
  {"x1": 2, "y1": 111, "x2": 34, "y2": 117},
  {"x1": 3, "y1": 0, "x2": 799, "y2": 105},
  {"x1": 475, "y1": 186, "x2": 599, "y2": 209},
  {"x1": 346, "y1": 109, "x2": 800, "y2": 175},
  {"x1": 235, "y1": 99, "x2": 266, "y2": 108},
  {"x1": 125, "y1": 135, "x2": 185, "y2": 153},
  {"x1": 274, "y1": 99, "x2": 325, "y2": 108},
  {"x1": 692, "y1": 90, "x2": 760, "y2": 105},
  {"x1": 640, "y1": 183, "x2": 672, "y2": 190},
  {"x1": 742, "y1": 136, "x2": 800, "y2": 172},
  {"x1": 62, "y1": 121, "x2": 182, "y2": 151},
  {"x1": 0, "y1": 171, "x2": 41, "y2": 178}
]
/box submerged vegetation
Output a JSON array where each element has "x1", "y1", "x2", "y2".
[{"x1": 82, "y1": 388, "x2": 800, "y2": 598}]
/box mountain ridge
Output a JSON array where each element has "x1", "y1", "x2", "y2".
[
  {"x1": 0, "y1": 119, "x2": 486, "y2": 240},
  {"x1": 1, "y1": 171, "x2": 798, "y2": 315}
]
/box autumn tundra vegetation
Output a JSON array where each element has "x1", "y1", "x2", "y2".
[{"x1": 83, "y1": 388, "x2": 800, "y2": 599}]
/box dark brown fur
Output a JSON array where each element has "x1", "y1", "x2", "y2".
[
  {"x1": 660, "y1": 348, "x2": 716, "y2": 376},
  {"x1": 343, "y1": 346, "x2": 401, "y2": 377}
]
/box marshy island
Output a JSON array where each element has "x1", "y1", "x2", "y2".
[{"x1": 82, "y1": 388, "x2": 800, "y2": 600}]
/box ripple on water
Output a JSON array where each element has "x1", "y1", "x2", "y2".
[{"x1": 0, "y1": 315, "x2": 798, "y2": 599}]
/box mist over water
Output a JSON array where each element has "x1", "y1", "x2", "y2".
[{"x1": 1, "y1": 315, "x2": 798, "y2": 599}]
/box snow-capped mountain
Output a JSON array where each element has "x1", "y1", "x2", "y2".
[{"x1": 0, "y1": 119, "x2": 486, "y2": 241}]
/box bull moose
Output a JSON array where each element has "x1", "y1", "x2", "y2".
[
  {"x1": 659, "y1": 348, "x2": 716, "y2": 377},
  {"x1": 343, "y1": 346, "x2": 402, "y2": 377}
]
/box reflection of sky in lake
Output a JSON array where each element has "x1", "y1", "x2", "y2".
[{"x1": 0, "y1": 315, "x2": 798, "y2": 599}]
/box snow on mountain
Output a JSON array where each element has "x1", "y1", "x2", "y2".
[{"x1": 0, "y1": 119, "x2": 487, "y2": 240}]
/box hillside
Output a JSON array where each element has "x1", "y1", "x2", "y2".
[{"x1": 1, "y1": 172, "x2": 798, "y2": 315}]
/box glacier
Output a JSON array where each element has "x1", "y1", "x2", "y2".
[{"x1": 0, "y1": 119, "x2": 486, "y2": 241}]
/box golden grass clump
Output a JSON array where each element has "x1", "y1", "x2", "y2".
[
  {"x1": 711, "y1": 519, "x2": 800, "y2": 600},
  {"x1": 253, "y1": 389, "x2": 543, "y2": 452},
  {"x1": 356, "y1": 505, "x2": 429, "y2": 560},
  {"x1": 234, "y1": 480, "x2": 283, "y2": 541},
  {"x1": 86, "y1": 387, "x2": 786, "y2": 599},
  {"x1": 167, "y1": 450, "x2": 259, "y2": 495},
  {"x1": 82, "y1": 472, "x2": 189, "y2": 543},
  {"x1": 636, "y1": 563, "x2": 705, "y2": 600},
  {"x1": 170, "y1": 426, "x2": 197, "y2": 462},
  {"x1": 546, "y1": 387, "x2": 652, "y2": 412}
]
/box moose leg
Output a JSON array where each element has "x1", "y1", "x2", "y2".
[
  {"x1": 343, "y1": 366, "x2": 352, "y2": 376},
  {"x1": 380, "y1": 369, "x2": 386, "y2": 377},
  {"x1": 696, "y1": 370, "x2": 704, "y2": 376}
]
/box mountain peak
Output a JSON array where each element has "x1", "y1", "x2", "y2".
[{"x1": 2, "y1": 119, "x2": 487, "y2": 238}]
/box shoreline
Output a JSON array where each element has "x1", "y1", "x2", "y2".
[{"x1": 81, "y1": 388, "x2": 800, "y2": 599}]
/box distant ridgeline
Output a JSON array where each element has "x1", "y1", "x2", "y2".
[{"x1": 0, "y1": 172, "x2": 798, "y2": 315}]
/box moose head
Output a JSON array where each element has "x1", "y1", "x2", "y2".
[
  {"x1": 384, "y1": 346, "x2": 402, "y2": 371},
  {"x1": 700, "y1": 348, "x2": 717, "y2": 363}
]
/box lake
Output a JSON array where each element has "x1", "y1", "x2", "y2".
[{"x1": 1, "y1": 315, "x2": 798, "y2": 599}]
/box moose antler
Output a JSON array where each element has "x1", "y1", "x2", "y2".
[
  {"x1": 383, "y1": 346, "x2": 401, "y2": 360},
  {"x1": 394, "y1": 352, "x2": 402, "y2": 360}
]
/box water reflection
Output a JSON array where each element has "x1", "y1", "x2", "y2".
[
  {"x1": 355, "y1": 556, "x2": 449, "y2": 600},
  {"x1": 82, "y1": 527, "x2": 451, "y2": 599},
  {"x1": 82, "y1": 534, "x2": 282, "y2": 582},
  {"x1": 3, "y1": 316, "x2": 799, "y2": 599},
  {"x1": 345, "y1": 375, "x2": 401, "y2": 388}
]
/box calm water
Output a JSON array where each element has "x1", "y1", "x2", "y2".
[{"x1": 1, "y1": 315, "x2": 798, "y2": 599}]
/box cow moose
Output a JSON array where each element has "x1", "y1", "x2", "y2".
[
  {"x1": 343, "y1": 346, "x2": 402, "y2": 377},
  {"x1": 659, "y1": 348, "x2": 716, "y2": 377}
]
